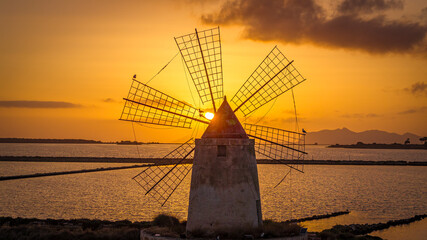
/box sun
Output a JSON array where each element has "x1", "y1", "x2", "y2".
[{"x1": 204, "y1": 112, "x2": 214, "y2": 120}]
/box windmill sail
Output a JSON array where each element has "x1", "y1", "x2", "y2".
[
  {"x1": 124, "y1": 28, "x2": 309, "y2": 206},
  {"x1": 232, "y1": 46, "x2": 306, "y2": 116},
  {"x1": 175, "y1": 27, "x2": 223, "y2": 112},
  {"x1": 244, "y1": 123, "x2": 306, "y2": 172},
  {"x1": 133, "y1": 138, "x2": 195, "y2": 206},
  {"x1": 120, "y1": 79, "x2": 209, "y2": 128}
]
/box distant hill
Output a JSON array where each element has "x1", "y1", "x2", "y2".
[{"x1": 306, "y1": 128, "x2": 421, "y2": 145}]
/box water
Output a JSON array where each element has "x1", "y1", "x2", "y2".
[
  {"x1": 0, "y1": 143, "x2": 426, "y2": 161},
  {"x1": 305, "y1": 145, "x2": 426, "y2": 162},
  {"x1": 0, "y1": 161, "x2": 139, "y2": 177},
  {"x1": 0, "y1": 144, "x2": 426, "y2": 240},
  {"x1": 0, "y1": 143, "x2": 176, "y2": 158}
]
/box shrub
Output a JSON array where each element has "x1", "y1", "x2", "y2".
[
  {"x1": 262, "y1": 220, "x2": 301, "y2": 238},
  {"x1": 146, "y1": 214, "x2": 185, "y2": 238},
  {"x1": 152, "y1": 214, "x2": 180, "y2": 228}
]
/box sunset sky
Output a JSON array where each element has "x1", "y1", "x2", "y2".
[{"x1": 0, "y1": 0, "x2": 426, "y2": 142}]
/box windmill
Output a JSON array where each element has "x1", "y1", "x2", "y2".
[{"x1": 120, "y1": 27, "x2": 307, "y2": 235}]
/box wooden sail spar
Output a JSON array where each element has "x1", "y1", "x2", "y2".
[{"x1": 175, "y1": 27, "x2": 223, "y2": 112}]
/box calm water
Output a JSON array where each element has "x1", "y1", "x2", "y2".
[
  {"x1": 0, "y1": 144, "x2": 426, "y2": 239},
  {"x1": 0, "y1": 143, "x2": 426, "y2": 161}
]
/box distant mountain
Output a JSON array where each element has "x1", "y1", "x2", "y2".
[{"x1": 306, "y1": 128, "x2": 421, "y2": 145}]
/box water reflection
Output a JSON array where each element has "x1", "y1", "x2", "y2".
[
  {"x1": 0, "y1": 161, "x2": 138, "y2": 177},
  {"x1": 370, "y1": 218, "x2": 427, "y2": 240},
  {"x1": 0, "y1": 163, "x2": 425, "y2": 233}
]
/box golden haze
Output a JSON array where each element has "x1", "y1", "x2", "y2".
[{"x1": 0, "y1": 0, "x2": 426, "y2": 142}]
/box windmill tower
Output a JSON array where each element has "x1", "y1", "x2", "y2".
[
  {"x1": 120, "y1": 27, "x2": 307, "y2": 236},
  {"x1": 186, "y1": 97, "x2": 262, "y2": 234}
]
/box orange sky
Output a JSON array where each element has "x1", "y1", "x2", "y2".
[{"x1": 0, "y1": 0, "x2": 426, "y2": 142}]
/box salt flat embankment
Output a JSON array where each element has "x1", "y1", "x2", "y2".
[{"x1": 0, "y1": 156, "x2": 426, "y2": 166}]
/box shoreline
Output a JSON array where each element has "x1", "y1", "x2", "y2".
[
  {"x1": 329, "y1": 143, "x2": 426, "y2": 150},
  {"x1": 0, "y1": 156, "x2": 426, "y2": 166},
  {"x1": 1, "y1": 214, "x2": 425, "y2": 240}
]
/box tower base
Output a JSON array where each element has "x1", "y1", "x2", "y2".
[{"x1": 186, "y1": 138, "x2": 262, "y2": 236}]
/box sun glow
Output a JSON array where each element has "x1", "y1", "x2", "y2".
[{"x1": 205, "y1": 112, "x2": 214, "y2": 120}]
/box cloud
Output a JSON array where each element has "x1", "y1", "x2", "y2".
[
  {"x1": 102, "y1": 98, "x2": 116, "y2": 103},
  {"x1": 0, "y1": 100, "x2": 82, "y2": 108},
  {"x1": 337, "y1": 0, "x2": 403, "y2": 14},
  {"x1": 251, "y1": 116, "x2": 306, "y2": 126},
  {"x1": 398, "y1": 106, "x2": 427, "y2": 114},
  {"x1": 404, "y1": 81, "x2": 427, "y2": 96},
  {"x1": 366, "y1": 113, "x2": 381, "y2": 117},
  {"x1": 341, "y1": 113, "x2": 382, "y2": 118},
  {"x1": 201, "y1": 0, "x2": 427, "y2": 54}
]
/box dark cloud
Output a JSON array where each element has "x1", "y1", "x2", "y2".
[
  {"x1": 201, "y1": 0, "x2": 427, "y2": 54},
  {"x1": 398, "y1": 106, "x2": 427, "y2": 114},
  {"x1": 404, "y1": 81, "x2": 427, "y2": 97},
  {"x1": 0, "y1": 100, "x2": 81, "y2": 108},
  {"x1": 337, "y1": 0, "x2": 403, "y2": 14},
  {"x1": 420, "y1": 7, "x2": 427, "y2": 22}
]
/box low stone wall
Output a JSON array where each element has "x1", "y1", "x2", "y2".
[{"x1": 140, "y1": 230, "x2": 308, "y2": 240}]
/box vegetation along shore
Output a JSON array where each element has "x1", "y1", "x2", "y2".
[{"x1": 1, "y1": 213, "x2": 425, "y2": 240}]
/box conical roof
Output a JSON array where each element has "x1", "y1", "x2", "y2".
[{"x1": 202, "y1": 97, "x2": 248, "y2": 139}]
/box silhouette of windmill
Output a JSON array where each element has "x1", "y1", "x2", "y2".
[{"x1": 119, "y1": 27, "x2": 307, "y2": 234}]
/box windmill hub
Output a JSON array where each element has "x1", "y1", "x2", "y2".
[{"x1": 186, "y1": 99, "x2": 262, "y2": 236}]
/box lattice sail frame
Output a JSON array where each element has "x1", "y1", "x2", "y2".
[
  {"x1": 244, "y1": 123, "x2": 306, "y2": 169},
  {"x1": 133, "y1": 139, "x2": 195, "y2": 206},
  {"x1": 175, "y1": 27, "x2": 223, "y2": 106},
  {"x1": 120, "y1": 79, "x2": 208, "y2": 128},
  {"x1": 231, "y1": 46, "x2": 306, "y2": 116}
]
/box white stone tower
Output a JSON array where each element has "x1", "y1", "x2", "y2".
[{"x1": 186, "y1": 98, "x2": 262, "y2": 235}]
